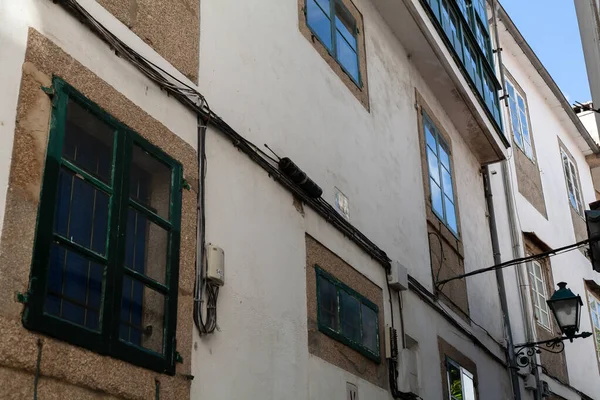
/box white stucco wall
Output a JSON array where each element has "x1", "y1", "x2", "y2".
[
  {"x1": 493, "y1": 17, "x2": 600, "y2": 399},
  {"x1": 193, "y1": 0, "x2": 510, "y2": 399}
]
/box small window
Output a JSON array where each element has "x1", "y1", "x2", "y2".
[
  {"x1": 561, "y1": 149, "x2": 584, "y2": 216},
  {"x1": 505, "y1": 79, "x2": 534, "y2": 159},
  {"x1": 527, "y1": 260, "x2": 551, "y2": 330},
  {"x1": 447, "y1": 358, "x2": 476, "y2": 400},
  {"x1": 316, "y1": 267, "x2": 380, "y2": 361},
  {"x1": 305, "y1": 0, "x2": 361, "y2": 85},
  {"x1": 475, "y1": 21, "x2": 491, "y2": 62},
  {"x1": 463, "y1": 36, "x2": 482, "y2": 92},
  {"x1": 441, "y1": 0, "x2": 462, "y2": 58},
  {"x1": 23, "y1": 77, "x2": 183, "y2": 374},
  {"x1": 586, "y1": 289, "x2": 600, "y2": 365},
  {"x1": 423, "y1": 112, "x2": 459, "y2": 236}
]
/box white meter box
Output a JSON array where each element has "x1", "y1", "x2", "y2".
[{"x1": 206, "y1": 244, "x2": 225, "y2": 286}]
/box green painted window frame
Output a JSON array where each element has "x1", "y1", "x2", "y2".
[
  {"x1": 315, "y1": 265, "x2": 380, "y2": 362},
  {"x1": 22, "y1": 77, "x2": 183, "y2": 375},
  {"x1": 422, "y1": 0, "x2": 505, "y2": 138},
  {"x1": 304, "y1": 0, "x2": 363, "y2": 87}
]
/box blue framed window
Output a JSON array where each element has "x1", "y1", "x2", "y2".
[
  {"x1": 315, "y1": 266, "x2": 380, "y2": 362},
  {"x1": 505, "y1": 79, "x2": 533, "y2": 159},
  {"x1": 423, "y1": 112, "x2": 459, "y2": 236},
  {"x1": 421, "y1": 0, "x2": 504, "y2": 134},
  {"x1": 305, "y1": 0, "x2": 361, "y2": 85},
  {"x1": 23, "y1": 77, "x2": 183, "y2": 374}
]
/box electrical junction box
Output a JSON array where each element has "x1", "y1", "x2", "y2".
[
  {"x1": 398, "y1": 348, "x2": 419, "y2": 395},
  {"x1": 388, "y1": 261, "x2": 408, "y2": 291},
  {"x1": 206, "y1": 244, "x2": 225, "y2": 286}
]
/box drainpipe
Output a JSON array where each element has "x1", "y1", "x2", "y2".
[
  {"x1": 483, "y1": 166, "x2": 522, "y2": 400},
  {"x1": 500, "y1": 161, "x2": 542, "y2": 400}
]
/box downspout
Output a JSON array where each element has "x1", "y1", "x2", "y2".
[
  {"x1": 483, "y1": 166, "x2": 522, "y2": 400},
  {"x1": 501, "y1": 160, "x2": 541, "y2": 400}
]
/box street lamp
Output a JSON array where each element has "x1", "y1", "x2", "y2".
[
  {"x1": 546, "y1": 282, "x2": 583, "y2": 341},
  {"x1": 514, "y1": 282, "x2": 592, "y2": 368}
]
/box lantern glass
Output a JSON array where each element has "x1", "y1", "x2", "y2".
[{"x1": 547, "y1": 282, "x2": 582, "y2": 338}]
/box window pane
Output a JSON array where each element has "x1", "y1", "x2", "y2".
[
  {"x1": 314, "y1": 0, "x2": 330, "y2": 15},
  {"x1": 442, "y1": 167, "x2": 454, "y2": 198},
  {"x1": 336, "y1": 32, "x2": 359, "y2": 82},
  {"x1": 426, "y1": 124, "x2": 437, "y2": 153},
  {"x1": 431, "y1": 179, "x2": 444, "y2": 217},
  {"x1": 54, "y1": 168, "x2": 109, "y2": 255},
  {"x1": 535, "y1": 278, "x2": 545, "y2": 295},
  {"x1": 517, "y1": 95, "x2": 526, "y2": 111},
  {"x1": 307, "y1": 0, "x2": 332, "y2": 51},
  {"x1": 130, "y1": 145, "x2": 172, "y2": 220},
  {"x1": 439, "y1": 146, "x2": 450, "y2": 169},
  {"x1": 120, "y1": 277, "x2": 165, "y2": 354},
  {"x1": 462, "y1": 372, "x2": 476, "y2": 400},
  {"x1": 447, "y1": 361, "x2": 462, "y2": 398},
  {"x1": 534, "y1": 262, "x2": 542, "y2": 279},
  {"x1": 361, "y1": 304, "x2": 378, "y2": 353},
  {"x1": 334, "y1": 5, "x2": 357, "y2": 51},
  {"x1": 540, "y1": 311, "x2": 549, "y2": 328},
  {"x1": 125, "y1": 208, "x2": 169, "y2": 285},
  {"x1": 445, "y1": 196, "x2": 458, "y2": 234},
  {"x1": 63, "y1": 100, "x2": 114, "y2": 184},
  {"x1": 340, "y1": 291, "x2": 360, "y2": 342},
  {"x1": 537, "y1": 294, "x2": 546, "y2": 311},
  {"x1": 45, "y1": 244, "x2": 103, "y2": 331},
  {"x1": 427, "y1": 148, "x2": 440, "y2": 183},
  {"x1": 318, "y1": 275, "x2": 338, "y2": 331}
]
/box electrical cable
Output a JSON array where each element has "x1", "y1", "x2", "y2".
[{"x1": 436, "y1": 238, "x2": 592, "y2": 287}]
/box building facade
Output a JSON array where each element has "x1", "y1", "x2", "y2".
[
  {"x1": 0, "y1": 0, "x2": 598, "y2": 399},
  {"x1": 493, "y1": 4, "x2": 600, "y2": 399}
]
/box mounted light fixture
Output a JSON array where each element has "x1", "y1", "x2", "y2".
[
  {"x1": 546, "y1": 282, "x2": 583, "y2": 340},
  {"x1": 514, "y1": 282, "x2": 592, "y2": 368}
]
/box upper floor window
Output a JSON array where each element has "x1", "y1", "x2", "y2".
[
  {"x1": 561, "y1": 148, "x2": 584, "y2": 216},
  {"x1": 505, "y1": 79, "x2": 534, "y2": 159},
  {"x1": 441, "y1": 0, "x2": 462, "y2": 56},
  {"x1": 306, "y1": 0, "x2": 360, "y2": 85},
  {"x1": 424, "y1": 112, "x2": 459, "y2": 236},
  {"x1": 446, "y1": 357, "x2": 476, "y2": 400},
  {"x1": 527, "y1": 260, "x2": 551, "y2": 330},
  {"x1": 23, "y1": 78, "x2": 183, "y2": 374},
  {"x1": 586, "y1": 288, "x2": 600, "y2": 365},
  {"x1": 316, "y1": 266, "x2": 380, "y2": 361}
]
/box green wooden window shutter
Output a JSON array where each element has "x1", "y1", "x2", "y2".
[
  {"x1": 315, "y1": 266, "x2": 380, "y2": 362},
  {"x1": 22, "y1": 77, "x2": 183, "y2": 375}
]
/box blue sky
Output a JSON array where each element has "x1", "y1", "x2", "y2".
[{"x1": 500, "y1": 0, "x2": 591, "y2": 103}]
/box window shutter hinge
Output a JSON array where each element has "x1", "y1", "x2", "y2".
[
  {"x1": 182, "y1": 179, "x2": 191, "y2": 191},
  {"x1": 16, "y1": 291, "x2": 29, "y2": 304},
  {"x1": 40, "y1": 85, "x2": 54, "y2": 97},
  {"x1": 175, "y1": 351, "x2": 183, "y2": 363}
]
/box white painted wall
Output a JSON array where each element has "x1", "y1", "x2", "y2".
[
  {"x1": 193, "y1": 0, "x2": 511, "y2": 399},
  {"x1": 492, "y1": 15, "x2": 600, "y2": 399}
]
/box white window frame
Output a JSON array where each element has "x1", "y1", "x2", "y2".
[
  {"x1": 505, "y1": 78, "x2": 534, "y2": 160},
  {"x1": 527, "y1": 260, "x2": 551, "y2": 331},
  {"x1": 561, "y1": 149, "x2": 584, "y2": 216},
  {"x1": 586, "y1": 289, "x2": 600, "y2": 365},
  {"x1": 446, "y1": 358, "x2": 476, "y2": 400}
]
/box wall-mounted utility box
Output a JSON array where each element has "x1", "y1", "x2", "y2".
[
  {"x1": 398, "y1": 348, "x2": 419, "y2": 395},
  {"x1": 388, "y1": 261, "x2": 408, "y2": 291},
  {"x1": 206, "y1": 244, "x2": 225, "y2": 286}
]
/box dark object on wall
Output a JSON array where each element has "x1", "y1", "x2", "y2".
[{"x1": 278, "y1": 157, "x2": 323, "y2": 198}]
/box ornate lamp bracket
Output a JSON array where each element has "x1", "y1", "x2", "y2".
[{"x1": 514, "y1": 332, "x2": 592, "y2": 368}]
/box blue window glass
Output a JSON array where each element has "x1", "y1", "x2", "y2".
[
  {"x1": 423, "y1": 112, "x2": 459, "y2": 236},
  {"x1": 306, "y1": 0, "x2": 361, "y2": 85},
  {"x1": 307, "y1": 0, "x2": 332, "y2": 50},
  {"x1": 441, "y1": 0, "x2": 462, "y2": 59},
  {"x1": 316, "y1": 267, "x2": 380, "y2": 361},
  {"x1": 463, "y1": 37, "x2": 482, "y2": 92}
]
